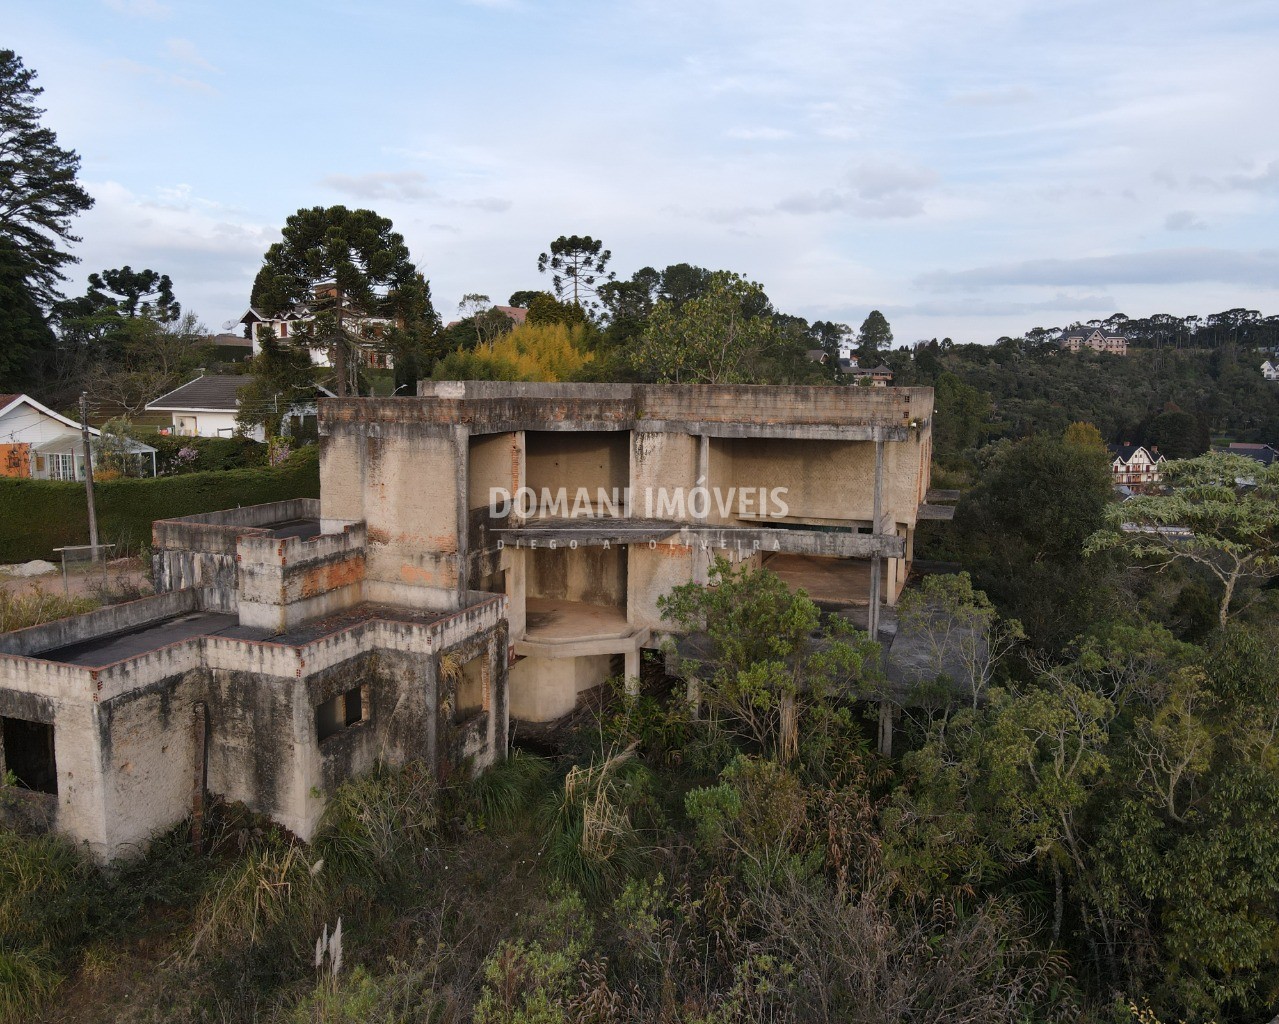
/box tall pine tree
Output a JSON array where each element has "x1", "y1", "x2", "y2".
[{"x1": 0, "y1": 50, "x2": 94, "y2": 390}]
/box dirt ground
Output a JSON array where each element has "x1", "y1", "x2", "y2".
[{"x1": 0, "y1": 556, "x2": 152, "y2": 603}]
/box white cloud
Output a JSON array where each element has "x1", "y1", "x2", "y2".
[
  {"x1": 724, "y1": 126, "x2": 794, "y2": 141},
  {"x1": 322, "y1": 171, "x2": 437, "y2": 201},
  {"x1": 917, "y1": 249, "x2": 1279, "y2": 291},
  {"x1": 104, "y1": 57, "x2": 216, "y2": 95}
]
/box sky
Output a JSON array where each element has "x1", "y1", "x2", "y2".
[{"x1": 6, "y1": 0, "x2": 1279, "y2": 345}]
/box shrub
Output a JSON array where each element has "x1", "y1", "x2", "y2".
[{"x1": 0, "y1": 448, "x2": 319, "y2": 562}]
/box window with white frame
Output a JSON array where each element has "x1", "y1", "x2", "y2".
[{"x1": 48, "y1": 453, "x2": 76, "y2": 481}]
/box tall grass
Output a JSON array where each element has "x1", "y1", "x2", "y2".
[
  {"x1": 539, "y1": 746, "x2": 652, "y2": 900},
  {"x1": 470, "y1": 750, "x2": 553, "y2": 827},
  {"x1": 0, "y1": 588, "x2": 98, "y2": 631},
  {"x1": 311, "y1": 761, "x2": 438, "y2": 890},
  {"x1": 0, "y1": 947, "x2": 61, "y2": 1024}
]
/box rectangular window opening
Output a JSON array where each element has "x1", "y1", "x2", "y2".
[
  {"x1": 455, "y1": 654, "x2": 488, "y2": 723},
  {"x1": 1, "y1": 717, "x2": 57, "y2": 795},
  {"x1": 315, "y1": 685, "x2": 369, "y2": 742}
]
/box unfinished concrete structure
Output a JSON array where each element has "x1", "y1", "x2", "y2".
[
  {"x1": 0, "y1": 498, "x2": 507, "y2": 861},
  {"x1": 321, "y1": 382, "x2": 941, "y2": 723},
  {"x1": 0, "y1": 381, "x2": 942, "y2": 857}
]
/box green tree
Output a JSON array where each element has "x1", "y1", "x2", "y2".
[
  {"x1": 81, "y1": 311, "x2": 207, "y2": 415},
  {"x1": 895, "y1": 572, "x2": 1024, "y2": 708},
  {"x1": 932, "y1": 371, "x2": 993, "y2": 462},
  {"x1": 1086, "y1": 451, "x2": 1279, "y2": 627},
  {"x1": 536, "y1": 234, "x2": 614, "y2": 309},
  {"x1": 237, "y1": 328, "x2": 319, "y2": 437},
  {"x1": 630, "y1": 271, "x2": 779, "y2": 384},
  {"x1": 660, "y1": 556, "x2": 876, "y2": 763},
  {"x1": 856, "y1": 309, "x2": 893, "y2": 363},
  {"x1": 84, "y1": 266, "x2": 179, "y2": 322},
  {"x1": 0, "y1": 50, "x2": 94, "y2": 307},
  {"x1": 506, "y1": 289, "x2": 544, "y2": 308},
  {"x1": 251, "y1": 206, "x2": 422, "y2": 396},
  {"x1": 959, "y1": 433, "x2": 1116, "y2": 649},
  {"x1": 0, "y1": 236, "x2": 53, "y2": 391}
]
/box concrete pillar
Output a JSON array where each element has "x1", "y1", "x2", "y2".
[
  {"x1": 868, "y1": 432, "x2": 884, "y2": 638},
  {"x1": 624, "y1": 646, "x2": 641, "y2": 695},
  {"x1": 454, "y1": 424, "x2": 470, "y2": 606},
  {"x1": 694, "y1": 433, "x2": 710, "y2": 583},
  {"x1": 505, "y1": 546, "x2": 527, "y2": 641}
]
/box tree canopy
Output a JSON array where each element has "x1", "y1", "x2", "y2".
[
  {"x1": 629, "y1": 270, "x2": 780, "y2": 384},
  {"x1": 0, "y1": 49, "x2": 94, "y2": 307},
  {"x1": 537, "y1": 234, "x2": 614, "y2": 310},
  {"x1": 251, "y1": 205, "x2": 424, "y2": 396},
  {"x1": 1087, "y1": 451, "x2": 1279, "y2": 626}
]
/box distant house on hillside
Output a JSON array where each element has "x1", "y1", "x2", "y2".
[
  {"x1": 849, "y1": 364, "x2": 893, "y2": 387},
  {"x1": 1109, "y1": 442, "x2": 1164, "y2": 491},
  {"x1": 1063, "y1": 328, "x2": 1128, "y2": 356},
  {"x1": 443, "y1": 305, "x2": 529, "y2": 331},
  {"x1": 1223, "y1": 442, "x2": 1279, "y2": 466},
  {"x1": 147, "y1": 375, "x2": 334, "y2": 442},
  {"x1": 0, "y1": 393, "x2": 155, "y2": 480},
  {"x1": 147, "y1": 375, "x2": 258, "y2": 440},
  {"x1": 239, "y1": 282, "x2": 399, "y2": 371},
  {"x1": 1261, "y1": 360, "x2": 1279, "y2": 381}
]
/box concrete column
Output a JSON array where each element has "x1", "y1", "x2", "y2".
[
  {"x1": 694, "y1": 433, "x2": 710, "y2": 583},
  {"x1": 454, "y1": 425, "x2": 470, "y2": 607},
  {"x1": 624, "y1": 646, "x2": 641, "y2": 695},
  {"x1": 868, "y1": 431, "x2": 884, "y2": 638},
  {"x1": 877, "y1": 702, "x2": 894, "y2": 757},
  {"x1": 505, "y1": 546, "x2": 527, "y2": 641},
  {"x1": 512, "y1": 430, "x2": 526, "y2": 510}
]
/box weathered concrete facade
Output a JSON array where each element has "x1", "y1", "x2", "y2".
[
  {"x1": 320, "y1": 382, "x2": 935, "y2": 723},
  {"x1": 0, "y1": 501, "x2": 508, "y2": 861}
]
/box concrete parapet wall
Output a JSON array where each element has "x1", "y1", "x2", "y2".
[
  {"x1": 237, "y1": 524, "x2": 367, "y2": 632},
  {"x1": 328, "y1": 384, "x2": 933, "y2": 439},
  {"x1": 152, "y1": 499, "x2": 323, "y2": 611},
  {"x1": 0, "y1": 589, "x2": 201, "y2": 659}
]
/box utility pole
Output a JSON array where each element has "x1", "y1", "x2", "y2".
[{"x1": 80, "y1": 392, "x2": 100, "y2": 560}]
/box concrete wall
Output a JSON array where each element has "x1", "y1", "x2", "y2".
[
  {"x1": 528, "y1": 545, "x2": 626, "y2": 607},
  {"x1": 152, "y1": 499, "x2": 321, "y2": 612},
  {"x1": 0, "y1": 588, "x2": 201, "y2": 658},
  {"x1": 508, "y1": 651, "x2": 613, "y2": 721},
  {"x1": 526, "y1": 430, "x2": 629, "y2": 506},
  {"x1": 0, "y1": 594, "x2": 509, "y2": 860},
  {"x1": 320, "y1": 425, "x2": 462, "y2": 603},
  {"x1": 237, "y1": 525, "x2": 366, "y2": 632}
]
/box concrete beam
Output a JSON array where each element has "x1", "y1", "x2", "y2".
[{"x1": 495, "y1": 520, "x2": 905, "y2": 558}]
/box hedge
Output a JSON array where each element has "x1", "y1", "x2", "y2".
[{"x1": 0, "y1": 447, "x2": 319, "y2": 564}]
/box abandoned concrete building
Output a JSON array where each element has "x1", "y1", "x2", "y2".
[
  {"x1": 0, "y1": 381, "x2": 941, "y2": 860},
  {"x1": 321, "y1": 382, "x2": 941, "y2": 721},
  {"x1": 0, "y1": 498, "x2": 508, "y2": 861}
]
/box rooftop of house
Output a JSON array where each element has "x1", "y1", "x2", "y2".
[
  {"x1": 147, "y1": 374, "x2": 255, "y2": 412},
  {"x1": 1108, "y1": 442, "x2": 1162, "y2": 462},
  {"x1": 1226, "y1": 442, "x2": 1279, "y2": 465}
]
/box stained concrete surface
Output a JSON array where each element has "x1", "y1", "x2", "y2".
[
  {"x1": 266, "y1": 518, "x2": 322, "y2": 540},
  {"x1": 524, "y1": 598, "x2": 630, "y2": 642},
  {"x1": 763, "y1": 553, "x2": 872, "y2": 606}
]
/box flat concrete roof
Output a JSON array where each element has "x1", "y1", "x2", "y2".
[
  {"x1": 266, "y1": 518, "x2": 322, "y2": 540},
  {"x1": 32, "y1": 601, "x2": 458, "y2": 667},
  {"x1": 37, "y1": 612, "x2": 243, "y2": 666}
]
